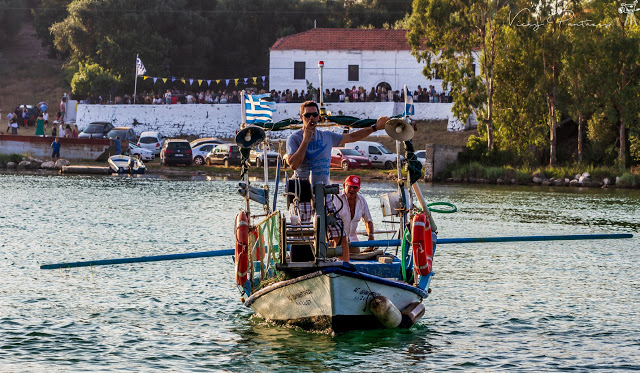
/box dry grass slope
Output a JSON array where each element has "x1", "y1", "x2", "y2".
[{"x1": 0, "y1": 20, "x2": 68, "y2": 115}]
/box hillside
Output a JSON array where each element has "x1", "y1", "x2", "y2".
[
  {"x1": 0, "y1": 20, "x2": 68, "y2": 115},
  {"x1": 376, "y1": 119, "x2": 476, "y2": 152}
]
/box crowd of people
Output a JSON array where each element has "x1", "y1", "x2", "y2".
[
  {"x1": 4, "y1": 98, "x2": 77, "y2": 138},
  {"x1": 83, "y1": 85, "x2": 452, "y2": 106}
]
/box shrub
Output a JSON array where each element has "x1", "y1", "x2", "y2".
[{"x1": 617, "y1": 172, "x2": 639, "y2": 188}]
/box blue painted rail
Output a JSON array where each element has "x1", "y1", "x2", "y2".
[
  {"x1": 40, "y1": 249, "x2": 234, "y2": 270},
  {"x1": 349, "y1": 233, "x2": 634, "y2": 248}
]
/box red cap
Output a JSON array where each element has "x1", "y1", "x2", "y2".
[{"x1": 344, "y1": 175, "x2": 360, "y2": 188}]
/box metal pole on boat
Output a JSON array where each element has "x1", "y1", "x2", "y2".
[
  {"x1": 318, "y1": 61, "x2": 324, "y2": 106},
  {"x1": 133, "y1": 54, "x2": 139, "y2": 104},
  {"x1": 240, "y1": 90, "x2": 250, "y2": 216}
]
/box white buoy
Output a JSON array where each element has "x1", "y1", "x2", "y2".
[{"x1": 369, "y1": 295, "x2": 402, "y2": 328}]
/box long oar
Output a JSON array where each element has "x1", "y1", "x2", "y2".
[
  {"x1": 349, "y1": 233, "x2": 633, "y2": 248},
  {"x1": 40, "y1": 249, "x2": 234, "y2": 270}
]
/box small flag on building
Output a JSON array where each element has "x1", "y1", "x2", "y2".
[
  {"x1": 244, "y1": 93, "x2": 276, "y2": 124},
  {"x1": 136, "y1": 57, "x2": 146, "y2": 76},
  {"x1": 403, "y1": 87, "x2": 415, "y2": 116}
]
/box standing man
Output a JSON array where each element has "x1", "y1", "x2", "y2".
[
  {"x1": 51, "y1": 137, "x2": 61, "y2": 160},
  {"x1": 286, "y1": 100, "x2": 388, "y2": 261},
  {"x1": 337, "y1": 175, "x2": 375, "y2": 246},
  {"x1": 114, "y1": 136, "x2": 122, "y2": 155}
]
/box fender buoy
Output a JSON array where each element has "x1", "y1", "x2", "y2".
[
  {"x1": 235, "y1": 212, "x2": 249, "y2": 285},
  {"x1": 411, "y1": 213, "x2": 433, "y2": 276}
]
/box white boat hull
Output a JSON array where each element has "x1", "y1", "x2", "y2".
[{"x1": 245, "y1": 267, "x2": 427, "y2": 332}]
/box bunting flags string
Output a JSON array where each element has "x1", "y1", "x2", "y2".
[{"x1": 138, "y1": 74, "x2": 268, "y2": 88}]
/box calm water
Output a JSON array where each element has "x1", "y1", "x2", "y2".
[{"x1": 1, "y1": 173, "x2": 639, "y2": 372}]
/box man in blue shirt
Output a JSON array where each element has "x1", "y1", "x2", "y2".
[
  {"x1": 287, "y1": 100, "x2": 388, "y2": 261},
  {"x1": 114, "y1": 136, "x2": 122, "y2": 155}
]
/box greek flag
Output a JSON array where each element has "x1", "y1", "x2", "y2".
[
  {"x1": 244, "y1": 93, "x2": 276, "y2": 123},
  {"x1": 136, "y1": 57, "x2": 146, "y2": 76},
  {"x1": 403, "y1": 87, "x2": 415, "y2": 116}
]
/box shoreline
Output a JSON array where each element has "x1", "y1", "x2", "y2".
[{"x1": 1, "y1": 156, "x2": 637, "y2": 189}]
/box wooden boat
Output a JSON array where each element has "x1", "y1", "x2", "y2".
[
  {"x1": 233, "y1": 88, "x2": 434, "y2": 333},
  {"x1": 108, "y1": 155, "x2": 146, "y2": 174}
]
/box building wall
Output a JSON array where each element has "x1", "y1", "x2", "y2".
[
  {"x1": 423, "y1": 144, "x2": 466, "y2": 181},
  {"x1": 75, "y1": 102, "x2": 475, "y2": 139},
  {"x1": 269, "y1": 50, "x2": 443, "y2": 94},
  {"x1": 0, "y1": 136, "x2": 111, "y2": 160}
]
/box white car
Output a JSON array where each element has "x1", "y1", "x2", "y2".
[
  {"x1": 137, "y1": 131, "x2": 165, "y2": 155},
  {"x1": 128, "y1": 143, "x2": 155, "y2": 161},
  {"x1": 414, "y1": 150, "x2": 426, "y2": 167},
  {"x1": 191, "y1": 143, "x2": 218, "y2": 165}
]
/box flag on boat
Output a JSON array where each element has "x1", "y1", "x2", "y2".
[
  {"x1": 403, "y1": 87, "x2": 415, "y2": 116},
  {"x1": 244, "y1": 93, "x2": 276, "y2": 123},
  {"x1": 136, "y1": 57, "x2": 146, "y2": 76}
]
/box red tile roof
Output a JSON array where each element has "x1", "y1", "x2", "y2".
[{"x1": 270, "y1": 28, "x2": 411, "y2": 51}]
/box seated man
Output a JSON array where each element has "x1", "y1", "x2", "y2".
[
  {"x1": 337, "y1": 175, "x2": 374, "y2": 253},
  {"x1": 287, "y1": 100, "x2": 388, "y2": 261}
]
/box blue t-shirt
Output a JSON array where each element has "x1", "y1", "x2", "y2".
[
  {"x1": 287, "y1": 129, "x2": 343, "y2": 185},
  {"x1": 114, "y1": 139, "x2": 121, "y2": 154},
  {"x1": 51, "y1": 141, "x2": 61, "y2": 152}
]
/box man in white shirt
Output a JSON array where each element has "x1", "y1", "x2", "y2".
[{"x1": 337, "y1": 175, "x2": 374, "y2": 246}]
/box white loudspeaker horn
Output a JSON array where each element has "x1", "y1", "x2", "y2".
[
  {"x1": 384, "y1": 118, "x2": 414, "y2": 141},
  {"x1": 235, "y1": 126, "x2": 266, "y2": 148}
]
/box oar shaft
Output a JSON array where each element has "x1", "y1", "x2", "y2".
[
  {"x1": 40, "y1": 249, "x2": 234, "y2": 270},
  {"x1": 349, "y1": 233, "x2": 633, "y2": 248}
]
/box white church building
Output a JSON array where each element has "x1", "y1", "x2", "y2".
[{"x1": 268, "y1": 28, "x2": 479, "y2": 95}]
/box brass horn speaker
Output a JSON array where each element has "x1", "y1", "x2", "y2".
[
  {"x1": 235, "y1": 126, "x2": 266, "y2": 149},
  {"x1": 384, "y1": 118, "x2": 414, "y2": 141}
]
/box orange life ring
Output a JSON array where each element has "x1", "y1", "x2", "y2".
[
  {"x1": 411, "y1": 213, "x2": 433, "y2": 276},
  {"x1": 235, "y1": 212, "x2": 249, "y2": 285}
]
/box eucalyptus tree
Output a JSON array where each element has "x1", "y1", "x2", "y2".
[
  {"x1": 408, "y1": 0, "x2": 512, "y2": 151},
  {"x1": 587, "y1": 0, "x2": 640, "y2": 169}
]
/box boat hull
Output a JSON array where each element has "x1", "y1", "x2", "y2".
[
  {"x1": 245, "y1": 267, "x2": 427, "y2": 332},
  {"x1": 108, "y1": 155, "x2": 146, "y2": 174}
]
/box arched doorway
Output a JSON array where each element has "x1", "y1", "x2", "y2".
[{"x1": 376, "y1": 82, "x2": 392, "y2": 101}]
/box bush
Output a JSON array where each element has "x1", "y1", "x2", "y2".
[{"x1": 617, "y1": 172, "x2": 639, "y2": 188}]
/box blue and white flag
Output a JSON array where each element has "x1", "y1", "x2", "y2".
[
  {"x1": 403, "y1": 87, "x2": 415, "y2": 116},
  {"x1": 136, "y1": 57, "x2": 146, "y2": 76},
  {"x1": 244, "y1": 93, "x2": 276, "y2": 123}
]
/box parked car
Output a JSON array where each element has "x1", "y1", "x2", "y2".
[
  {"x1": 160, "y1": 139, "x2": 192, "y2": 166},
  {"x1": 191, "y1": 143, "x2": 217, "y2": 165},
  {"x1": 205, "y1": 144, "x2": 242, "y2": 167},
  {"x1": 414, "y1": 150, "x2": 426, "y2": 167},
  {"x1": 107, "y1": 127, "x2": 137, "y2": 142},
  {"x1": 78, "y1": 121, "x2": 114, "y2": 139},
  {"x1": 128, "y1": 143, "x2": 155, "y2": 161},
  {"x1": 249, "y1": 144, "x2": 279, "y2": 167},
  {"x1": 344, "y1": 141, "x2": 403, "y2": 169},
  {"x1": 190, "y1": 137, "x2": 227, "y2": 149},
  {"x1": 331, "y1": 147, "x2": 372, "y2": 171},
  {"x1": 137, "y1": 131, "x2": 165, "y2": 155}
]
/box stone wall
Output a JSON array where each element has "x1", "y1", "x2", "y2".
[
  {"x1": 75, "y1": 102, "x2": 475, "y2": 139},
  {"x1": 423, "y1": 144, "x2": 465, "y2": 181}
]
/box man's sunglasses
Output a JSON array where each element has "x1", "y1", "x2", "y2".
[{"x1": 303, "y1": 112, "x2": 320, "y2": 118}]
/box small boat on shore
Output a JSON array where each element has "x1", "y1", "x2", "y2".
[{"x1": 108, "y1": 155, "x2": 146, "y2": 174}]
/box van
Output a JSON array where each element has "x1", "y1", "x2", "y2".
[{"x1": 345, "y1": 141, "x2": 402, "y2": 169}]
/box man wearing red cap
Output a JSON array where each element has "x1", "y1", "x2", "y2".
[{"x1": 337, "y1": 175, "x2": 374, "y2": 249}]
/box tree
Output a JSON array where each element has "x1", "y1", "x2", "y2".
[
  {"x1": 408, "y1": 0, "x2": 512, "y2": 151},
  {"x1": 0, "y1": 0, "x2": 26, "y2": 46},
  {"x1": 70, "y1": 61, "x2": 121, "y2": 98}
]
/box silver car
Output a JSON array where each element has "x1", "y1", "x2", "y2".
[{"x1": 137, "y1": 131, "x2": 165, "y2": 155}]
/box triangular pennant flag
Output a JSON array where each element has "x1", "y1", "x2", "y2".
[
  {"x1": 171, "y1": 76, "x2": 176, "y2": 82},
  {"x1": 216, "y1": 80, "x2": 220, "y2": 84},
  {"x1": 252, "y1": 77, "x2": 257, "y2": 84},
  {"x1": 198, "y1": 80, "x2": 203, "y2": 86},
  {"x1": 163, "y1": 78, "x2": 168, "y2": 83},
  {"x1": 181, "y1": 78, "x2": 186, "y2": 84},
  {"x1": 261, "y1": 76, "x2": 266, "y2": 82},
  {"x1": 225, "y1": 79, "x2": 230, "y2": 86},
  {"x1": 188, "y1": 79, "x2": 193, "y2": 85},
  {"x1": 243, "y1": 78, "x2": 248, "y2": 84},
  {"x1": 143, "y1": 76, "x2": 148, "y2": 80},
  {"x1": 207, "y1": 80, "x2": 212, "y2": 86},
  {"x1": 234, "y1": 78, "x2": 239, "y2": 86},
  {"x1": 153, "y1": 77, "x2": 158, "y2": 83}
]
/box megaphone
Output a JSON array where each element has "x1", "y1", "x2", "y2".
[
  {"x1": 384, "y1": 118, "x2": 414, "y2": 141},
  {"x1": 235, "y1": 126, "x2": 266, "y2": 149}
]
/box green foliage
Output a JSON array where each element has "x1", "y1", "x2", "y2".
[
  {"x1": 69, "y1": 62, "x2": 121, "y2": 98},
  {"x1": 0, "y1": 0, "x2": 26, "y2": 46},
  {"x1": 617, "y1": 172, "x2": 640, "y2": 188},
  {"x1": 0, "y1": 153, "x2": 25, "y2": 165}
]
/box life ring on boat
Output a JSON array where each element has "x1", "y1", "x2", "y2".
[
  {"x1": 411, "y1": 213, "x2": 433, "y2": 276},
  {"x1": 235, "y1": 212, "x2": 249, "y2": 285}
]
